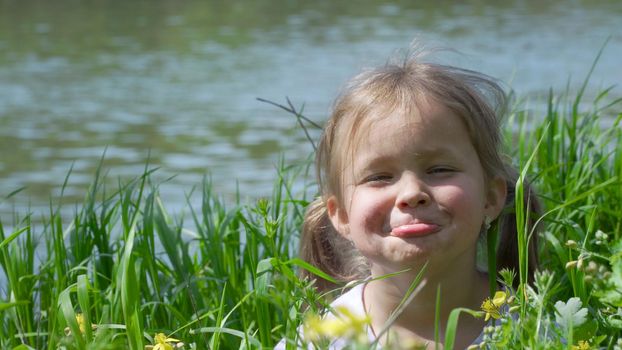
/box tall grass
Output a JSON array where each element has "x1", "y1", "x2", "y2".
[
  {"x1": 0, "y1": 157, "x2": 323, "y2": 349},
  {"x1": 502, "y1": 85, "x2": 622, "y2": 349},
  {"x1": 1, "y1": 83, "x2": 621, "y2": 349}
]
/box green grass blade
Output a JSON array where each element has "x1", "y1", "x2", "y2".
[
  {"x1": 76, "y1": 274, "x2": 93, "y2": 342},
  {"x1": 58, "y1": 288, "x2": 86, "y2": 350},
  {"x1": 443, "y1": 308, "x2": 482, "y2": 350},
  {"x1": 0, "y1": 226, "x2": 29, "y2": 249}
]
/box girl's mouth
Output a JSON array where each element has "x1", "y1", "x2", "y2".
[{"x1": 390, "y1": 223, "x2": 440, "y2": 238}]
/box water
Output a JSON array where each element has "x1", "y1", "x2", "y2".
[{"x1": 1, "y1": 0, "x2": 621, "y2": 223}]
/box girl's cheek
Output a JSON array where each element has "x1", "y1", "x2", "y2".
[
  {"x1": 437, "y1": 185, "x2": 472, "y2": 204},
  {"x1": 363, "y1": 197, "x2": 392, "y2": 226}
]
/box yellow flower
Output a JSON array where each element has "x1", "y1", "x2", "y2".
[
  {"x1": 571, "y1": 340, "x2": 591, "y2": 350},
  {"x1": 303, "y1": 306, "x2": 371, "y2": 344},
  {"x1": 303, "y1": 313, "x2": 326, "y2": 341},
  {"x1": 146, "y1": 333, "x2": 181, "y2": 350},
  {"x1": 64, "y1": 313, "x2": 97, "y2": 336},
  {"x1": 334, "y1": 306, "x2": 371, "y2": 339},
  {"x1": 481, "y1": 291, "x2": 507, "y2": 322},
  {"x1": 75, "y1": 313, "x2": 86, "y2": 333}
]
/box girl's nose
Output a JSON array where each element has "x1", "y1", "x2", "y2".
[{"x1": 396, "y1": 175, "x2": 430, "y2": 209}]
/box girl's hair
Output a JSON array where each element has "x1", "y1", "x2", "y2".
[{"x1": 300, "y1": 53, "x2": 540, "y2": 292}]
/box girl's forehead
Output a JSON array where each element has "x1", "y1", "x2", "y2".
[
  {"x1": 351, "y1": 100, "x2": 455, "y2": 143},
  {"x1": 338, "y1": 102, "x2": 472, "y2": 164}
]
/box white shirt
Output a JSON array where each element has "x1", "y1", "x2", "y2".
[{"x1": 275, "y1": 283, "x2": 488, "y2": 349}]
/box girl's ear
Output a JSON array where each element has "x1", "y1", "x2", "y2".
[
  {"x1": 326, "y1": 195, "x2": 350, "y2": 238},
  {"x1": 484, "y1": 176, "x2": 508, "y2": 220}
]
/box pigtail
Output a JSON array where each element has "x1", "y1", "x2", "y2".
[
  {"x1": 496, "y1": 167, "x2": 542, "y2": 286},
  {"x1": 299, "y1": 198, "x2": 368, "y2": 293}
]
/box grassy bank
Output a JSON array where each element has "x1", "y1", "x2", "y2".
[{"x1": 1, "y1": 83, "x2": 621, "y2": 349}]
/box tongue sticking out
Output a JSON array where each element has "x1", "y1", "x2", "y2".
[{"x1": 391, "y1": 223, "x2": 439, "y2": 238}]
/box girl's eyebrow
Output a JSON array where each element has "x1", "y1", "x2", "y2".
[
  {"x1": 394, "y1": 147, "x2": 458, "y2": 160},
  {"x1": 408, "y1": 148, "x2": 454, "y2": 158},
  {"x1": 356, "y1": 147, "x2": 457, "y2": 169}
]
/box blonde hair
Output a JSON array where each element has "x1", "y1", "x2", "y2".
[{"x1": 300, "y1": 53, "x2": 540, "y2": 291}]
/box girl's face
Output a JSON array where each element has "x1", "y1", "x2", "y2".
[{"x1": 327, "y1": 100, "x2": 506, "y2": 273}]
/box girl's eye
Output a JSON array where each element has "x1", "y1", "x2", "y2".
[
  {"x1": 363, "y1": 174, "x2": 393, "y2": 183},
  {"x1": 429, "y1": 167, "x2": 454, "y2": 174}
]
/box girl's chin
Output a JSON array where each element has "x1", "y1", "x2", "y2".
[
  {"x1": 359, "y1": 232, "x2": 454, "y2": 261},
  {"x1": 368, "y1": 245, "x2": 435, "y2": 265}
]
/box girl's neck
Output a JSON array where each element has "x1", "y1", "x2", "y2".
[{"x1": 365, "y1": 259, "x2": 489, "y2": 348}]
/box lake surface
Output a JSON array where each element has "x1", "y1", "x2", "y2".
[{"x1": 1, "y1": 0, "x2": 621, "y2": 223}]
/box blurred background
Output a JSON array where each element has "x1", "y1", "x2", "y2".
[{"x1": 0, "y1": 0, "x2": 621, "y2": 222}]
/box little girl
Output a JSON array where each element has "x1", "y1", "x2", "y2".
[{"x1": 284, "y1": 52, "x2": 540, "y2": 349}]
